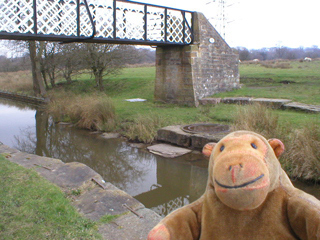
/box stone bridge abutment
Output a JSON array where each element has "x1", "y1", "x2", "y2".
[{"x1": 155, "y1": 12, "x2": 240, "y2": 106}]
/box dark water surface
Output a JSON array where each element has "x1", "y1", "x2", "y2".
[{"x1": 1, "y1": 98, "x2": 320, "y2": 216}]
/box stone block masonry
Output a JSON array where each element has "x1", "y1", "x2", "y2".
[{"x1": 155, "y1": 12, "x2": 240, "y2": 106}]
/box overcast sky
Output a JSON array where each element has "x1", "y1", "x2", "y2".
[
  {"x1": 141, "y1": 0, "x2": 320, "y2": 49},
  {"x1": 0, "y1": 0, "x2": 319, "y2": 56}
]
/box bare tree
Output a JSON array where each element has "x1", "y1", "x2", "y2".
[
  {"x1": 80, "y1": 43, "x2": 136, "y2": 91},
  {"x1": 28, "y1": 41, "x2": 47, "y2": 97},
  {"x1": 41, "y1": 42, "x2": 61, "y2": 88},
  {"x1": 57, "y1": 43, "x2": 82, "y2": 84}
]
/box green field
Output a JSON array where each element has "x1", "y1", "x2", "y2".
[
  {"x1": 215, "y1": 60, "x2": 320, "y2": 104},
  {"x1": 59, "y1": 60, "x2": 320, "y2": 129}
]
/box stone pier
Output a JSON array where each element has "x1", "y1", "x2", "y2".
[{"x1": 155, "y1": 12, "x2": 240, "y2": 106}]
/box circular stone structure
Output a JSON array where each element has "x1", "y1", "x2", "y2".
[{"x1": 181, "y1": 123, "x2": 230, "y2": 135}]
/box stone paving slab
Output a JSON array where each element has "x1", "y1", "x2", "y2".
[
  {"x1": 283, "y1": 102, "x2": 320, "y2": 113},
  {"x1": 99, "y1": 208, "x2": 161, "y2": 240},
  {"x1": 147, "y1": 143, "x2": 192, "y2": 158},
  {"x1": 251, "y1": 98, "x2": 292, "y2": 108},
  {"x1": 74, "y1": 187, "x2": 144, "y2": 221},
  {"x1": 200, "y1": 96, "x2": 319, "y2": 114},
  {"x1": 0, "y1": 143, "x2": 162, "y2": 239},
  {"x1": 221, "y1": 97, "x2": 253, "y2": 104}
]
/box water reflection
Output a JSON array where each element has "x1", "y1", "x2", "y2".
[
  {"x1": 1, "y1": 98, "x2": 320, "y2": 217},
  {"x1": 0, "y1": 98, "x2": 208, "y2": 216}
]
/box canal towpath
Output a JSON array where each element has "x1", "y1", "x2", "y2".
[{"x1": 0, "y1": 141, "x2": 162, "y2": 240}]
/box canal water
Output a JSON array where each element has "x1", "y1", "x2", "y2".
[
  {"x1": 0, "y1": 98, "x2": 209, "y2": 216},
  {"x1": 1, "y1": 98, "x2": 320, "y2": 216}
]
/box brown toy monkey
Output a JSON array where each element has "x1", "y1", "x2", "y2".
[{"x1": 148, "y1": 131, "x2": 320, "y2": 240}]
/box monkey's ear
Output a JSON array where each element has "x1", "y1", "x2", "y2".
[
  {"x1": 202, "y1": 142, "x2": 217, "y2": 157},
  {"x1": 268, "y1": 139, "x2": 285, "y2": 158}
]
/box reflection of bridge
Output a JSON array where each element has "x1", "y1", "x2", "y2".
[
  {"x1": 0, "y1": 0, "x2": 239, "y2": 106},
  {"x1": 0, "y1": 0, "x2": 192, "y2": 45}
]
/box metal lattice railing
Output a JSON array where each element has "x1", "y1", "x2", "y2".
[{"x1": 0, "y1": 0, "x2": 193, "y2": 45}]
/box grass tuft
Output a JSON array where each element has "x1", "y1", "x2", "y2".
[
  {"x1": 284, "y1": 121, "x2": 320, "y2": 181},
  {"x1": 231, "y1": 103, "x2": 283, "y2": 139},
  {"x1": 123, "y1": 114, "x2": 167, "y2": 143},
  {"x1": 48, "y1": 91, "x2": 116, "y2": 131}
]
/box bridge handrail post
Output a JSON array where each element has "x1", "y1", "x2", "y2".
[
  {"x1": 113, "y1": 0, "x2": 117, "y2": 39},
  {"x1": 76, "y1": 0, "x2": 80, "y2": 37},
  {"x1": 182, "y1": 11, "x2": 186, "y2": 44},
  {"x1": 143, "y1": 4, "x2": 147, "y2": 41},
  {"x1": 164, "y1": 8, "x2": 167, "y2": 42},
  {"x1": 33, "y1": 0, "x2": 37, "y2": 35}
]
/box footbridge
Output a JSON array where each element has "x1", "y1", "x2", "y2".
[{"x1": 0, "y1": 0, "x2": 239, "y2": 106}]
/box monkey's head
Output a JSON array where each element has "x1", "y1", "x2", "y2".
[{"x1": 203, "y1": 131, "x2": 285, "y2": 211}]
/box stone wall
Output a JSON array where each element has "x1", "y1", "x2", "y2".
[{"x1": 155, "y1": 12, "x2": 240, "y2": 106}]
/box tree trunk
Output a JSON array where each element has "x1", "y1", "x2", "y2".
[
  {"x1": 41, "y1": 68, "x2": 49, "y2": 89},
  {"x1": 28, "y1": 41, "x2": 47, "y2": 97}
]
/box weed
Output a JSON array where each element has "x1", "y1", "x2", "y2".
[
  {"x1": 99, "y1": 214, "x2": 120, "y2": 224},
  {"x1": 71, "y1": 189, "x2": 82, "y2": 196}
]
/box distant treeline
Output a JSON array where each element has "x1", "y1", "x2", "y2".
[
  {"x1": 236, "y1": 46, "x2": 320, "y2": 61},
  {"x1": 0, "y1": 46, "x2": 155, "y2": 73}
]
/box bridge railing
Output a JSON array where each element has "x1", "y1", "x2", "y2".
[{"x1": 0, "y1": 0, "x2": 193, "y2": 45}]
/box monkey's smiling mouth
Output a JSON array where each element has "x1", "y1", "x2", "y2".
[{"x1": 215, "y1": 174, "x2": 265, "y2": 189}]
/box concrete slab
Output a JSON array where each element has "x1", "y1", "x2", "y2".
[
  {"x1": 147, "y1": 143, "x2": 192, "y2": 158},
  {"x1": 157, "y1": 125, "x2": 192, "y2": 148},
  {"x1": 191, "y1": 132, "x2": 229, "y2": 149}
]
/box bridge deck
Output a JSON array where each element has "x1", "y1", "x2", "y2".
[{"x1": 0, "y1": 0, "x2": 193, "y2": 46}]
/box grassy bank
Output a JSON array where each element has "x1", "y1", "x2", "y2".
[{"x1": 0, "y1": 154, "x2": 102, "y2": 239}]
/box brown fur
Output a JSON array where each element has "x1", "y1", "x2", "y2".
[{"x1": 148, "y1": 131, "x2": 320, "y2": 240}]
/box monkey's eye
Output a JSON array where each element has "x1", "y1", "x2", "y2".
[
  {"x1": 251, "y1": 143, "x2": 258, "y2": 149},
  {"x1": 220, "y1": 145, "x2": 225, "y2": 152}
]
